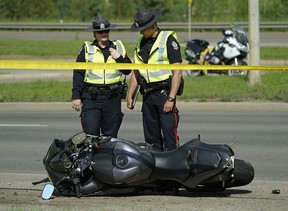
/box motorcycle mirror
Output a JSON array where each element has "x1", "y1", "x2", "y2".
[
  {"x1": 41, "y1": 184, "x2": 55, "y2": 200},
  {"x1": 223, "y1": 29, "x2": 233, "y2": 36}
]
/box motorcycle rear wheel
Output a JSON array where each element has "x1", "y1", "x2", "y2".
[
  {"x1": 225, "y1": 159, "x2": 254, "y2": 188},
  {"x1": 192, "y1": 159, "x2": 254, "y2": 191}
]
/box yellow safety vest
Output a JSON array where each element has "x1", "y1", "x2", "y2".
[
  {"x1": 134, "y1": 31, "x2": 177, "y2": 83},
  {"x1": 84, "y1": 40, "x2": 126, "y2": 84}
]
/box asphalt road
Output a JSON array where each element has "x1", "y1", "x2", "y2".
[{"x1": 0, "y1": 102, "x2": 287, "y2": 210}]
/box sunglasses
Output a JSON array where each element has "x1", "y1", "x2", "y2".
[{"x1": 97, "y1": 29, "x2": 110, "y2": 34}]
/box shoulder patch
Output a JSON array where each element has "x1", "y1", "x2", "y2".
[{"x1": 171, "y1": 41, "x2": 179, "y2": 51}]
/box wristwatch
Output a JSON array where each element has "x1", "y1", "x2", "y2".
[{"x1": 167, "y1": 97, "x2": 175, "y2": 102}]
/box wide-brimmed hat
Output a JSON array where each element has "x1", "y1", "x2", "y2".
[
  {"x1": 86, "y1": 15, "x2": 116, "y2": 32},
  {"x1": 130, "y1": 9, "x2": 161, "y2": 32}
]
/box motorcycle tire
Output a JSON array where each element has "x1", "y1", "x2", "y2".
[
  {"x1": 228, "y1": 60, "x2": 248, "y2": 76},
  {"x1": 225, "y1": 159, "x2": 255, "y2": 188},
  {"x1": 186, "y1": 70, "x2": 204, "y2": 77},
  {"x1": 192, "y1": 159, "x2": 254, "y2": 191}
]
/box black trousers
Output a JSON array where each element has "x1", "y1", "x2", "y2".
[
  {"x1": 80, "y1": 94, "x2": 123, "y2": 138},
  {"x1": 142, "y1": 90, "x2": 180, "y2": 151}
]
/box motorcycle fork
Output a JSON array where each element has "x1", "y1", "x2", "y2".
[{"x1": 202, "y1": 47, "x2": 214, "y2": 75}]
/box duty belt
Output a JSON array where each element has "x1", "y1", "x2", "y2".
[
  {"x1": 84, "y1": 82, "x2": 121, "y2": 98},
  {"x1": 84, "y1": 86, "x2": 111, "y2": 95},
  {"x1": 140, "y1": 80, "x2": 169, "y2": 95},
  {"x1": 146, "y1": 80, "x2": 169, "y2": 89}
]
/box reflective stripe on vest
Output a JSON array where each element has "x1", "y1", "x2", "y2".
[
  {"x1": 134, "y1": 31, "x2": 177, "y2": 83},
  {"x1": 84, "y1": 40, "x2": 126, "y2": 84}
]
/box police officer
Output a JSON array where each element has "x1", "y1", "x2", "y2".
[
  {"x1": 127, "y1": 9, "x2": 183, "y2": 151},
  {"x1": 72, "y1": 15, "x2": 131, "y2": 138}
]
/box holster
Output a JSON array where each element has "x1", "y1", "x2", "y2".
[
  {"x1": 168, "y1": 75, "x2": 184, "y2": 96},
  {"x1": 119, "y1": 82, "x2": 128, "y2": 99},
  {"x1": 176, "y1": 76, "x2": 184, "y2": 96}
]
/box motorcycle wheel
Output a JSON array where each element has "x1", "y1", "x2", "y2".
[
  {"x1": 225, "y1": 159, "x2": 254, "y2": 188},
  {"x1": 186, "y1": 70, "x2": 205, "y2": 77},
  {"x1": 228, "y1": 60, "x2": 248, "y2": 76},
  {"x1": 192, "y1": 159, "x2": 254, "y2": 191}
]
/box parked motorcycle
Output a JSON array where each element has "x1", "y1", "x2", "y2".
[
  {"x1": 41, "y1": 132, "x2": 254, "y2": 198},
  {"x1": 185, "y1": 26, "x2": 249, "y2": 77}
]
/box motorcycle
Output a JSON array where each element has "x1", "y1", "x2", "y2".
[
  {"x1": 185, "y1": 26, "x2": 249, "y2": 77},
  {"x1": 40, "y1": 132, "x2": 254, "y2": 199}
]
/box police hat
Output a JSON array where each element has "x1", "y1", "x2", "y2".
[
  {"x1": 130, "y1": 9, "x2": 161, "y2": 32},
  {"x1": 86, "y1": 15, "x2": 117, "y2": 32}
]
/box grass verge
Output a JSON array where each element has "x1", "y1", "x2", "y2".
[
  {"x1": 0, "y1": 38, "x2": 288, "y2": 60},
  {"x1": 0, "y1": 72, "x2": 287, "y2": 102}
]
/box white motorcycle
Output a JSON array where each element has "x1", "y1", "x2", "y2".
[{"x1": 185, "y1": 26, "x2": 249, "y2": 77}]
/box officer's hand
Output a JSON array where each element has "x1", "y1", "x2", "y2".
[
  {"x1": 72, "y1": 99, "x2": 82, "y2": 112},
  {"x1": 164, "y1": 101, "x2": 174, "y2": 113},
  {"x1": 127, "y1": 98, "x2": 134, "y2": 110},
  {"x1": 109, "y1": 48, "x2": 121, "y2": 59}
]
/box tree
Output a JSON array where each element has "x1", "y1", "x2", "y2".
[{"x1": 0, "y1": 0, "x2": 286, "y2": 22}]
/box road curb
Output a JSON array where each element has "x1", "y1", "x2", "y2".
[{"x1": 0, "y1": 102, "x2": 287, "y2": 112}]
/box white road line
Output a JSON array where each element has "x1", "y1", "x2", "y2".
[{"x1": 0, "y1": 124, "x2": 48, "y2": 127}]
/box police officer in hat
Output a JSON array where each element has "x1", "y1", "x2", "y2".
[
  {"x1": 72, "y1": 15, "x2": 131, "y2": 138},
  {"x1": 127, "y1": 9, "x2": 183, "y2": 151}
]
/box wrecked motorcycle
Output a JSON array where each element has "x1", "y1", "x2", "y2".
[{"x1": 41, "y1": 132, "x2": 254, "y2": 198}]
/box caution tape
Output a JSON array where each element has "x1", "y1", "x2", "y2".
[{"x1": 0, "y1": 60, "x2": 287, "y2": 71}]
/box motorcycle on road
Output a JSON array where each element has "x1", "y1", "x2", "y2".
[
  {"x1": 185, "y1": 26, "x2": 249, "y2": 77},
  {"x1": 40, "y1": 132, "x2": 254, "y2": 198}
]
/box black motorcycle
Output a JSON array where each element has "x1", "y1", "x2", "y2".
[{"x1": 41, "y1": 132, "x2": 254, "y2": 199}]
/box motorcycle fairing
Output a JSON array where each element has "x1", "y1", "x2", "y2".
[
  {"x1": 43, "y1": 139, "x2": 72, "y2": 187},
  {"x1": 217, "y1": 43, "x2": 241, "y2": 59},
  {"x1": 186, "y1": 39, "x2": 210, "y2": 54},
  {"x1": 184, "y1": 141, "x2": 234, "y2": 188}
]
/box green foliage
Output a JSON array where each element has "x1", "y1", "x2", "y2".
[
  {"x1": 0, "y1": 0, "x2": 57, "y2": 21},
  {"x1": 0, "y1": 0, "x2": 287, "y2": 22}
]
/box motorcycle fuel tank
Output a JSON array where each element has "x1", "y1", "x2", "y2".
[{"x1": 91, "y1": 140, "x2": 154, "y2": 185}]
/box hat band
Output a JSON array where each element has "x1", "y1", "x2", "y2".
[
  {"x1": 135, "y1": 14, "x2": 155, "y2": 28},
  {"x1": 93, "y1": 23, "x2": 110, "y2": 30}
]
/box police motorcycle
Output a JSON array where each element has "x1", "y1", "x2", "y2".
[
  {"x1": 40, "y1": 131, "x2": 254, "y2": 199},
  {"x1": 185, "y1": 26, "x2": 249, "y2": 77}
]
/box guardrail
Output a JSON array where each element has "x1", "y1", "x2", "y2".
[{"x1": 0, "y1": 22, "x2": 287, "y2": 30}]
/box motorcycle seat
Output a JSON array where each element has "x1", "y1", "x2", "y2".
[{"x1": 150, "y1": 140, "x2": 199, "y2": 181}]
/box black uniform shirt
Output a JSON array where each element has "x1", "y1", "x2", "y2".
[
  {"x1": 72, "y1": 40, "x2": 131, "y2": 99},
  {"x1": 138, "y1": 29, "x2": 182, "y2": 64}
]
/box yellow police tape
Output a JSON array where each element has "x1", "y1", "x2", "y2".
[{"x1": 0, "y1": 60, "x2": 287, "y2": 71}]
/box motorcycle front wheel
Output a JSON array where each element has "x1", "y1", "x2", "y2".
[
  {"x1": 186, "y1": 70, "x2": 204, "y2": 77},
  {"x1": 228, "y1": 60, "x2": 248, "y2": 76}
]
